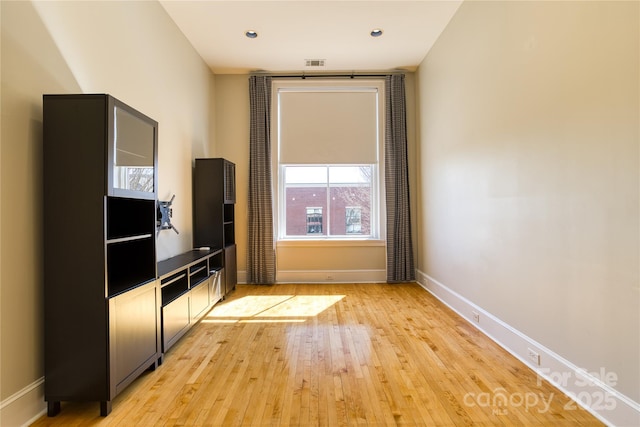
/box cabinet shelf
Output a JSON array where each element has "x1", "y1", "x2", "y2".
[
  {"x1": 189, "y1": 265, "x2": 207, "y2": 277},
  {"x1": 191, "y1": 277, "x2": 208, "y2": 289},
  {"x1": 161, "y1": 288, "x2": 189, "y2": 307},
  {"x1": 107, "y1": 234, "x2": 153, "y2": 245},
  {"x1": 160, "y1": 273, "x2": 186, "y2": 288},
  {"x1": 107, "y1": 234, "x2": 156, "y2": 298},
  {"x1": 160, "y1": 271, "x2": 189, "y2": 306},
  {"x1": 223, "y1": 204, "x2": 234, "y2": 223},
  {"x1": 107, "y1": 197, "x2": 156, "y2": 240}
]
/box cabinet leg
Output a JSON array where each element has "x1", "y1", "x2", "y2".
[
  {"x1": 100, "y1": 400, "x2": 112, "y2": 416},
  {"x1": 47, "y1": 401, "x2": 61, "y2": 417}
]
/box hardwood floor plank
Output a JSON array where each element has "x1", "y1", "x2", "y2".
[{"x1": 31, "y1": 283, "x2": 605, "y2": 427}]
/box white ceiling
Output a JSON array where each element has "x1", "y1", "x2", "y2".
[{"x1": 160, "y1": 0, "x2": 463, "y2": 74}]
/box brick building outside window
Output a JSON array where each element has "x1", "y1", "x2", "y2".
[{"x1": 285, "y1": 185, "x2": 371, "y2": 237}]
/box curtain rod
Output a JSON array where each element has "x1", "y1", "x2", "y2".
[{"x1": 251, "y1": 71, "x2": 405, "y2": 79}]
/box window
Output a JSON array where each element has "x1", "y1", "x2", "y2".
[
  {"x1": 283, "y1": 165, "x2": 373, "y2": 237},
  {"x1": 274, "y1": 80, "x2": 384, "y2": 241},
  {"x1": 306, "y1": 208, "x2": 323, "y2": 234},
  {"x1": 345, "y1": 207, "x2": 362, "y2": 234},
  {"x1": 114, "y1": 167, "x2": 154, "y2": 192}
]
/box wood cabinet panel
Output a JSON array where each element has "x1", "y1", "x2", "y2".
[
  {"x1": 162, "y1": 293, "x2": 190, "y2": 351},
  {"x1": 110, "y1": 281, "x2": 160, "y2": 394},
  {"x1": 190, "y1": 281, "x2": 210, "y2": 322},
  {"x1": 224, "y1": 244, "x2": 237, "y2": 295}
]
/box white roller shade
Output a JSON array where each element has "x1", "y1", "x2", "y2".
[{"x1": 278, "y1": 89, "x2": 378, "y2": 164}]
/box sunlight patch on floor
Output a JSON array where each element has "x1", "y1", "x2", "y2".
[{"x1": 202, "y1": 294, "x2": 345, "y2": 324}]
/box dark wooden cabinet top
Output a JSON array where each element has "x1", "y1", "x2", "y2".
[{"x1": 157, "y1": 249, "x2": 222, "y2": 279}]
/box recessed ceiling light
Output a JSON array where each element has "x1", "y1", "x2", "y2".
[
  {"x1": 370, "y1": 28, "x2": 383, "y2": 37},
  {"x1": 245, "y1": 30, "x2": 258, "y2": 39}
]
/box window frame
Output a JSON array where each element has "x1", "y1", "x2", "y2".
[{"x1": 272, "y1": 79, "x2": 386, "y2": 242}]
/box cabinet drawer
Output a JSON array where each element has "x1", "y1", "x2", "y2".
[
  {"x1": 191, "y1": 281, "x2": 209, "y2": 322},
  {"x1": 162, "y1": 293, "x2": 190, "y2": 351}
]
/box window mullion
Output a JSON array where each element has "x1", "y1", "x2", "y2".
[{"x1": 326, "y1": 165, "x2": 331, "y2": 237}]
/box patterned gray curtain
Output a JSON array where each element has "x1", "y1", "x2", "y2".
[
  {"x1": 385, "y1": 74, "x2": 415, "y2": 282},
  {"x1": 247, "y1": 75, "x2": 276, "y2": 284}
]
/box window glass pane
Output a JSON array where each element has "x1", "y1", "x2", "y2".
[
  {"x1": 285, "y1": 166, "x2": 327, "y2": 184},
  {"x1": 329, "y1": 184, "x2": 370, "y2": 236},
  {"x1": 329, "y1": 166, "x2": 371, "y2": 184},
  {"x1": 285, "y1": 180, "x2": 327, "y2": 236},
  {"x1": 283, "y1": 165, "x2": 373, "y2": 238}
]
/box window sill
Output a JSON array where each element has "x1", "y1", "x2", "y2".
[{"x1": 277, "y1": 239, "x2": 385, "y2": 248}]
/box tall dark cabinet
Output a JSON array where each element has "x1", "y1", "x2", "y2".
[
  {"x1": 43, "y1": 94, "x2": 161, "y2": 416},
  {"x1": 193, "y1": 158, "x2": 237, "y2": 295}
]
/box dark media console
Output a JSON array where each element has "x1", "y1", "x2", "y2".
[{"x1": 157, "y1": 249, "x2": 224, "y2": 353}]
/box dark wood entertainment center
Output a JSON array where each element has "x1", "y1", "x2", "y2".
[
  {"x1": 43, "y1": 94, "x2": 236, "y2": 416},
  {"x1": 193, "y1": 158, "x2": 237, "y2": 296}
]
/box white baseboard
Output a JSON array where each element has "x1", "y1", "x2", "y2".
[
  {"x1": 238, "y1": 270, "x2": 387, "y2": 285},
  {"x1": 0, "y1": 377, "x2": 46, "y2": 427},
  {"x1": 416, "y1": 270, "x2": 640, "y2": 427},
  {"x1": 274, "y1": 269, "x2": 386, "y2": 284}
]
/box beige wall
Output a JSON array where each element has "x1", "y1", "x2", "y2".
[
  {"x1": 416, "y1": 0, "x2": 639, "y2": 403},
  {"x1": 213, "y1": 74, "x2": 250, "y2": 277},
  {"x1": 0, "y1": 0, "x2": 214, "y2": 423}
]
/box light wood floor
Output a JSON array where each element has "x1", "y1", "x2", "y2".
[{"x1": 32, "y1": 283, "x2": 604, "y2": 426}]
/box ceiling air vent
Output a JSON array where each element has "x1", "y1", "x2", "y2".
[{"x1": 305, "y1": 59, "x2": 326, "y2": 67}]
